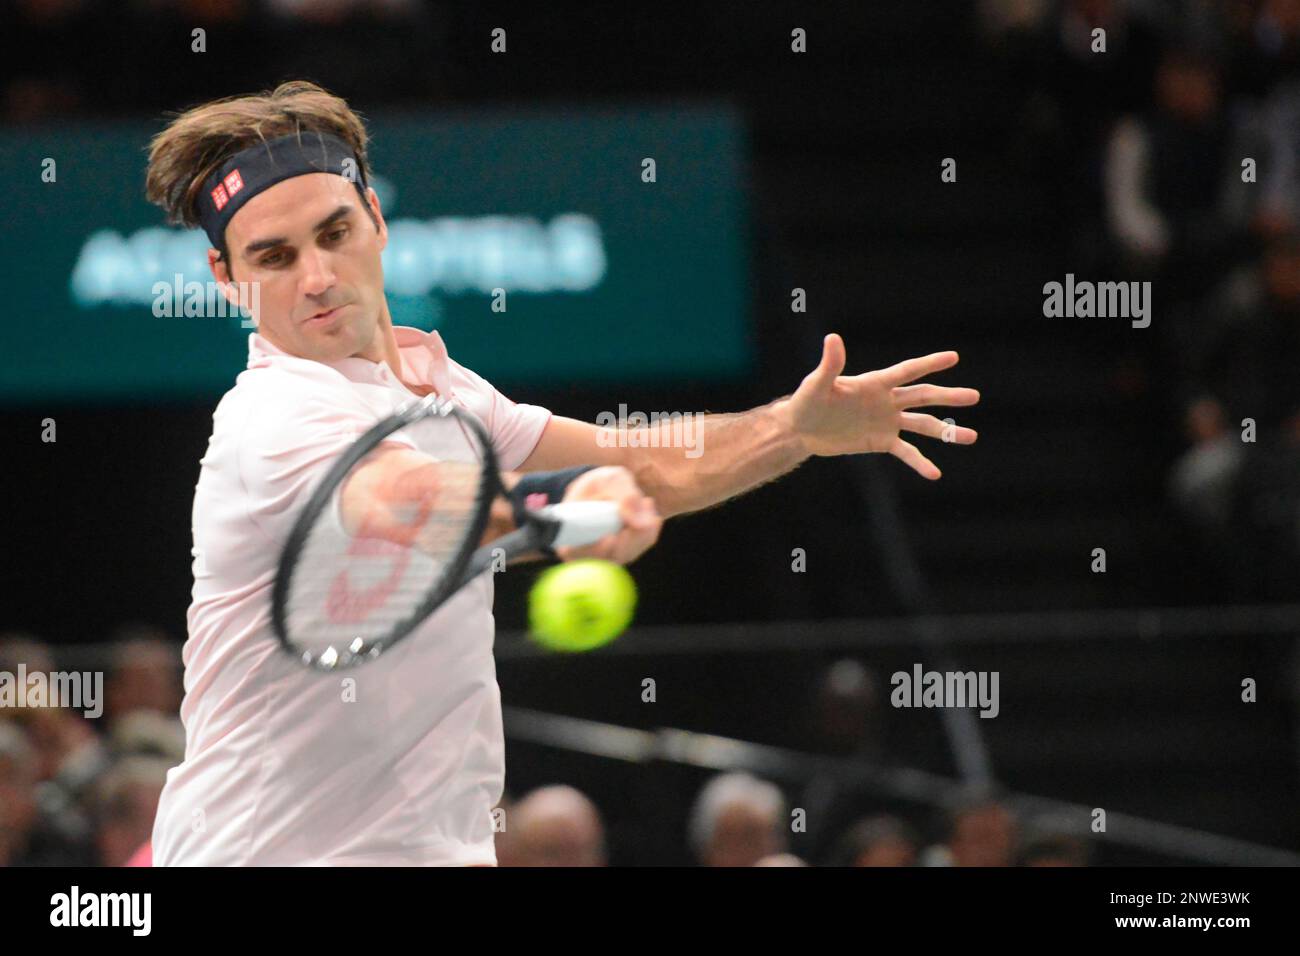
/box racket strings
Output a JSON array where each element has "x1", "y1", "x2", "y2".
[{"x1": 282, "y1": 420, "x2": 489, "y2": 665}]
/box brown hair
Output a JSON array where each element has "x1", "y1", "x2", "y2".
[{"x1": 145, "y1": 81, "x2": 375, "y2": 270}]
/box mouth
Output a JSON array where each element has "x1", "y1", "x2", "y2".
[{"x1": 304, "y1": 304, "x2": 346, "y2": 326}]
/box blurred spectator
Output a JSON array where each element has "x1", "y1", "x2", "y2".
[
  {"x1": 105, "y1": 625, "x2": 182, "y2": 727},
  {"x1": 1017, "y1": 817, "x2": 1092, "y2": 866},
  {"x1": 688, "y1": 772, "x2": 787, "y2": 867},
  {"x1": 1169, "y1": 395, "x2": 1245, "y2": 533},
  {"x1": 937, "y1": 792, "x2": 1019, "y2": 867},
  {"x1": 828, "y1": 814, "x2": 919, "y2": 867},
  {"x1": 109, "y1": 711, "x2": 185, "y2": 765},
  {"x1": 1246, "y1": 78, "x2": 1300, "y2": 240},
  {"x1": 997, "y1": 0, "x2": 1162, "y2": 250},
  {"x1": 1225, "y1": 0, "x2": 1300, "y2": 99},
  {"x1": 0, "y1": 633, "x2": 53, "y2": 680},
  {"x1": 808, "y1": 659, "x2": 885, "y2": 760},
  {"x1": 0, "y1": 635, "x2": 107, "y2": 788},
  {"x1": 1104, "y1": 47, "x2": 1244, "y2": 295},
  {"x1": 797, "y1": 659, "x2": 891, "y2": 860},
  {"x1": 754, "y1": 853, "x2": 808, "y2": 866},
  {"x1": 1167, "y1": 232, "x2": 1300, "y2": 594},
  {"x1": 0, "y1": 722, "x2": 40, "y2": 866},
  {"x1": 918, "y1": 842, "x2": 955, "y2": 866},
  {"x1": 90, "y1": 756, "x2": 170, "y2": 868},
  {"x1": 1040, "y1": 0, "x2": 1161, "y2": 135},
  {"x1": 0, "y1": 722, "x2": 90, "y2": 866},
  {"x1": 1186, "y1": 233, "x2": 1300, "y2": 427},
  {"x1": 501, "y1": 785, "x2": 606, "y2": 867}
]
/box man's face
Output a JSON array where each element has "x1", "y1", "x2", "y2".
[
  {"x1": 212, "y1": 173, "x2": 389, "y2": 362},
  {"x1": 951, "y1": 804, "x2": 1016, "y2": 867},
  {"x1": 856, "y1": 836, "x2": 916, "y2": 867},
  {"x1": 705, "y1": 802, "x2": 782, "y2": 867}
]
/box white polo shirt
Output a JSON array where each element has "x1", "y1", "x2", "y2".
[{"x1": 152, "y1": 326, "x2": 551, "y2": 866}]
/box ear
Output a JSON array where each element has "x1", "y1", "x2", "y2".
[
  {"x1": 208, "y1": 247, "x2": 230, "y2": 284},
  {"x1": 366, "y1": 186, "x2": 388, "y2": 250},
  {"x1": 207, "y1": 248, "x2": 243, "y2": 311}
]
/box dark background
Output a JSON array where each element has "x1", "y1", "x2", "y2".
[{"x1": 3, "y1": 0, "x2": 1299, "y2": 867}]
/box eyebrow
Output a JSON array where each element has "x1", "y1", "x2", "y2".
[{"x1": 242, "y1": 204, "x2": 354, "y2": 256}]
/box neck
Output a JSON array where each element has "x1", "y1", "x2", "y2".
[{"x1": 357, "y1": 300, "x2": 401, "y2": 373}]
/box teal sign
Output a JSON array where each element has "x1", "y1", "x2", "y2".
[{"x1": 1, "y1": 106, "x2": 751, "y2": 400}]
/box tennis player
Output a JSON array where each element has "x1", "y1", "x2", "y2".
[{"x1": 144, "y1": 81, "x2": 979, "y2": 866}]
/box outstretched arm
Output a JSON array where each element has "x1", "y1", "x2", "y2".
[{"x1": 520, "y1": 333, "x2": 980, "y2": 518}]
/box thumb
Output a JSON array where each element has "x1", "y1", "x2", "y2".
[{"x1": 807, "y1": 333, "x2": 846, "y2": 389}]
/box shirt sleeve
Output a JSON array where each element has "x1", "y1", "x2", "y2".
[
  {"x1": 446, "y1": 359, "x2": 553, "y2": 472},
  {"x1": 235, "y1": 379, "x2": 418, "y2": 543}
]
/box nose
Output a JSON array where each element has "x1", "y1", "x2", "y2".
[{"x1": 298, "y1": 244, "x2": 337, "y2": 298}]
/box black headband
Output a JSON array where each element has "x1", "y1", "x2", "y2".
[{"x1": 197, "y1": 131, "x2": 369, "y2": 249}]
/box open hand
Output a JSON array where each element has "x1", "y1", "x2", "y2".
[{"x1": 786, "y1": 333, "x2": 980, "y2": 479}]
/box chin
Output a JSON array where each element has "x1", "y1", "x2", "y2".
[{"x1": 299, "y1": 330, "x2": 354, "y2": 362}]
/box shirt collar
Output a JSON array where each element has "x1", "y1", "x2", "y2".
[{"x1": 246, "y1": 325, "x2": 455, "y2": 398}]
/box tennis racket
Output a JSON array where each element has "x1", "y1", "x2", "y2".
[{"x1": 271, "y1": 393, "x2": 622, "y2": 670}]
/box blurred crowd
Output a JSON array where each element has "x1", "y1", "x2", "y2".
[
  {"x1": 4, "y1": 0, "x2": 446, "y2": 123},
  {"x1": 0, "y1": 629, "x2": 182, "y2": 866},
  {"x1": 493, "y1": 777, "x2": 1089, "y2": 868},
  {"x1": 988, "y1": 0, "x2": 1300, "y2": 598},
  {"x1": 0, "y1": 637, "x2": 1093, "y2": 867}
]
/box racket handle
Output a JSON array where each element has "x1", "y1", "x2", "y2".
[{"x1": 537, "y1": 500, "x2": 624, "y2": 548}]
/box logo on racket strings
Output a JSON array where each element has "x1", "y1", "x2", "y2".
[{"x1": 324, "y1": 460, "x2": 441, "y2": 624}]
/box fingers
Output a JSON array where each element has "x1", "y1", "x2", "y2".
[
  {"x1": 617, "y1": 493, "x2": 661, "y2": 533},
  {"x1": 890, "y1": 437, "x2": 941, "y2": 480},
  {"x1": 892, "y1": 384, "x2": 981, "y2": 410},
  {"x1": 557, "y1": 466, "x2": 662, "y2": 564},
  {"x1": 806, "y1": 333, "x2": 847, "y2": 390},
  {"x1": 613, "y1": 518, "x2": 662, "y2": 563},
  {"x1": 562, "y1": 514, "x2": 661, "y2": 564},
  {"x1": 610, "y1": 494, "x2": 662, "y2": 562},
  {"x1": 880, "y1": 350, "x2": 959, "y2": 387},
  {"x1": 900, "y1": 412, "x2": 978, "y2": 445}
]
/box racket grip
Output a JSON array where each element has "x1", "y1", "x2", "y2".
[{"x1": 537, "y1": 500, "x2": 624, "y2": 548}]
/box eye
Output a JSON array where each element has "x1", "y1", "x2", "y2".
[
  {"x1": 324, "y1": 226, "x2": 349, "y2": 243},
  {"x1": 260, "y1": 250, "x2": 288, "y2": 267}
]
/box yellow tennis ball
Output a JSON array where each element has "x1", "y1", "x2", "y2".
[{"x1": 528, "y1": 559, "x2": 637, "y2": 652}]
